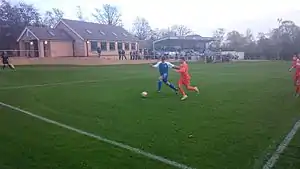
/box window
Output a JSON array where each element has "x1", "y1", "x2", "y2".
[
  {"x1": 99, "y1": 31, "x2": 105, "y2": 35},
  {"x1": 125, "y1": 43, "x2": 129, "y2": 50},
  {"x1": 122, "y1": 33, "x2": 127, "y2": 37},
  {"x1": 112, "y1": 32, "x2": 117, "y2": 36},
  {"x1": 91, "y1": 41, "x2": 98, "y2": 51},
  {"x1": 117, "y1": 42, "x2": 123, "y2": 50},
  {"x1": 101, "y1": 42, "x2": 107, "y2": 51},
  {"x1": 86, "y1": 29, "x2": 92, "y2": 34},
  {"x1": 131, "y1": 43, "x2": 136, "y2": 50},
  {"x1": 109, "y1": 42, "x2": 115, "y2": 51},
  {"x1": 48, "y1": 31, "x2": 55, "y2": 36}
]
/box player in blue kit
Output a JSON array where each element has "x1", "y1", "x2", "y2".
[{"x1": 151, "y1": 56, "x2": 178, "y2": 93}]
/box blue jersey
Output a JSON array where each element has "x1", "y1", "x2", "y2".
[{"x1": 152, "y1": 61, "x2": 175, "y2": 75}]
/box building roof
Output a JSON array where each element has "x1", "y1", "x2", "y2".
[
  {"x1": 27, "y1": 26, "x2": 73, "y2": 40},
  {"x1": 185, "y1": 34, "x2": 202, "y2": 39},
  {"x1": 138, "y1": 40, "x2": 153, "y2": 49},
  {"x1": 17, "y1": 26, "x2": 73, "y2": 42},
  {"x1": 153, "y1": 35, "x2": 216, "y2": 44},
  {"x1": 61, "y1": 19, "x2": 138, "y2": 42}
]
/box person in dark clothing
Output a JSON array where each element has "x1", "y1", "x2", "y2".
[
  {"x1": 1, "y1": 52, "x2": 15, "y2": 70},
  {"x1": 144, "y1": 49, "x2": 147, "y2": 60},
  {"x1": 118, "y1": 50, "x2": 122, "y2": 60},
  {"x1": 136, "y1": 51, "x2": 140, "y2": 60},
  {"x1": 132, "y1": 51, "x2": 135, "y2": 60},
  {"x1": 97, "y1": 47, "x2": 101, "y2": 58},
  {"x1": 131, "y1": 51, "x2": 135, "y2": 60},
  {"x1": 121, "y1": 50, "x2": 127, "y2": 60},
  {"x1": 137, "y1": 51, "x2": 140, "y2": 60},
  {"x1": 130, "y1": 51, "x2": 133, "y2": 60},
  {"x1": 132, "y1": 51, "x2": 136, "y2": 60}
]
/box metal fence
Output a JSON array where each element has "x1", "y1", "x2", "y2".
[{"x1": 0, "y1": 50, "x2": 39, "y2": 57}]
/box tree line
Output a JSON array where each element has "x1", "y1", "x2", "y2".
[
  {"x1": 135, "y1": 18, "x2": 300, "y2": 60},
  {"x1": 1, "y1": 0, "x2": 300, "y2": 60},
  {"x1": 0, "y1": 0, "x2": 125, "y2": 49}
]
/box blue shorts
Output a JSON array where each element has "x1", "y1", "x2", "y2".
[
  {"x1": 2, "y1": 59, "x2": 8, "y2": 64},
  {"x1": 160, "y1": 73, "x2": 168, "y2": 82}
]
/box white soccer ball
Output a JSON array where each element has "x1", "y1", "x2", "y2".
[{"x1": 141, "y1": 91, "x2": 148, "y2": 97}]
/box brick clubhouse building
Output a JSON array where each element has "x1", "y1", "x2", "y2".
[{"x1": 17, "y1": 19, "x2": 139, "y2": 58}]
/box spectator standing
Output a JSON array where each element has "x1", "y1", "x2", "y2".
[
  {"x1": 130, "y1": 51, "x2": 133, "y2": 60},
  {"x1": 118, "y1": 50, "x2": 122, "y2": 60},
  {"x1": 97, "y1": 47, "x2": 101, "y2": 58},
  {"x1": 121, "y1": 49, "x2": 127, "y2": 60}
]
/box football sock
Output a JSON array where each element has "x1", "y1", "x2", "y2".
[
  {"x1": 296, "y1": 86, "x2": 300, "y2": 93},
  {"x1": 178, "y1": 86, "x2": 186, "y2": 96},
  {"x1": 186, "y1": 85, "x2": 196, "y2": 91},
  {"x1": 9, "y1": 64, "x2": 14, "y2": 69},
  {"x1": 165, "y1": 82, "x2": 177, "y2": 91},
  {"x1": 157, "y1": 80, "x2": 162, "y2": 91}
]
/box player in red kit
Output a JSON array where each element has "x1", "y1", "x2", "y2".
[
  {"x1": 174, "y1": 57, "x2": 199, "y2": 100},
  {"x1": 296, "y1": 71, "x2": 300, "y2": 98},
  {"x1": 289, "y1": 53, "x2": 300, "y2": 97},
  {"x1": 289, "y1": 53, "x2": 298, "y2": 84}
]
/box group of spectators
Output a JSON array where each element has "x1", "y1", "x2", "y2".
[
  {"x1": 118, "y1": 50, "x2": 156, "y2": 60},
  {"x1": 118, "y1": 49, "x2": 127, "y2": 60},
  {"x1": 129, "y1": 51, "x2": 140, "y2": 60},
  {"x1": 117, "y1": 50, "x2": 143, "y2": 60},
  {"x1": 100, "y1": 48, "x2": 203, "y2": 60}
]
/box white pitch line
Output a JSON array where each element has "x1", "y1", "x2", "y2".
[
  {"x1": 0, "y1": 80, "x2": 100, "y2": 90},
  {"x1": 0, "y1": 102, "x2": 194, "y2": 169},
  {"x1": 263, "y1": 120, "x2": 300, "y2": 169}
]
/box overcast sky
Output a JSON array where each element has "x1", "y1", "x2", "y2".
[{"x1": 16, "y1": 0, "x2": 300, "y2": 37}]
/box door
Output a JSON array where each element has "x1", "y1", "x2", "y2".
[
  {"x1": 33, "y1": 40, "x2": 39, "y2": 57},
  {"x1": 44, "y1": 42, "x2": 50, "y2": 57}
]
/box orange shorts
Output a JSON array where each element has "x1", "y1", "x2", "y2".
[
  {"x1": 294, "y1": 71, "x2": 300, "y2": 81},
  {"x1": 178, "y1": 78, "x2": 190, "y2": 86},
  {"x1": 296, "y1": 72, "x2": 300, "y2": 86}
]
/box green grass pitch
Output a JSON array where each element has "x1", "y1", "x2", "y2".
[
  {"x1": 0, "y1": 61, "x2": 299, "y2": 169},
  {"x1": 275, "y1": 130, "x2": 300, "y2": 169}
]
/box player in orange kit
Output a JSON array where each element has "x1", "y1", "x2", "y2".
[
  {"x1": 295, "y1": 71, "x2": 300, "y2": 98},
  {"x1": 289, "y1": 53, "x2": 300, "y2": 97},
  {"x1": 289, "y1": 53, "x2": 298, "y2": 85},
  {"x1": 174, "y1": 57, "x2": 199, "y2": 100}
]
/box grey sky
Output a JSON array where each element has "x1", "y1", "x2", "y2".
[{"x1": 15, "y1": 0, "x2": 300, "y2": 36}]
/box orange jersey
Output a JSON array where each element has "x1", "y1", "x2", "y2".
[{"x1": 176, "y1": 62, "x2": 191, "y2": 80}]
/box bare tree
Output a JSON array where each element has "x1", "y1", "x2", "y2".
[
  {"x1": 0, "y1": 0, "x2": 42, "y2": 49},
  {"x1": 132, "y1": 17, "x2": 151, "y2": 40},
  {"x1": 243, "y1": 28, "x2": 256, "y2": 55},
  {"x1": 210, "y1": 28, "x2": 225, "y2": 50},
  {"x1": 92, "y1": 4, "x2": 122, "y2": 26},
  {"x1": 42, "y1": 8, "x2": 64, "y2": 28},
  {"x1": 76, "y1": 6, "x2": 84, "y2": 21},
  {"x1": 244, "y1": 29, "x2": 254, "y2": 43},
  {"x1": 148, "y1": 28, "x2": 176, "y2": 40},
  {"x1": 149, "y1": 28, "x2": 162, "y2": 40},
  {"x1": 170, "y1": 25, "x2": 192, "y2": 36},
  {"x1": 225, "y1": 30, "x2": 246, "y2": 51}
]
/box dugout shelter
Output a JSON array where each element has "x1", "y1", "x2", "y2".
[{"x1": 153, "y1": 35, "x2": 215, "y2": 54}]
